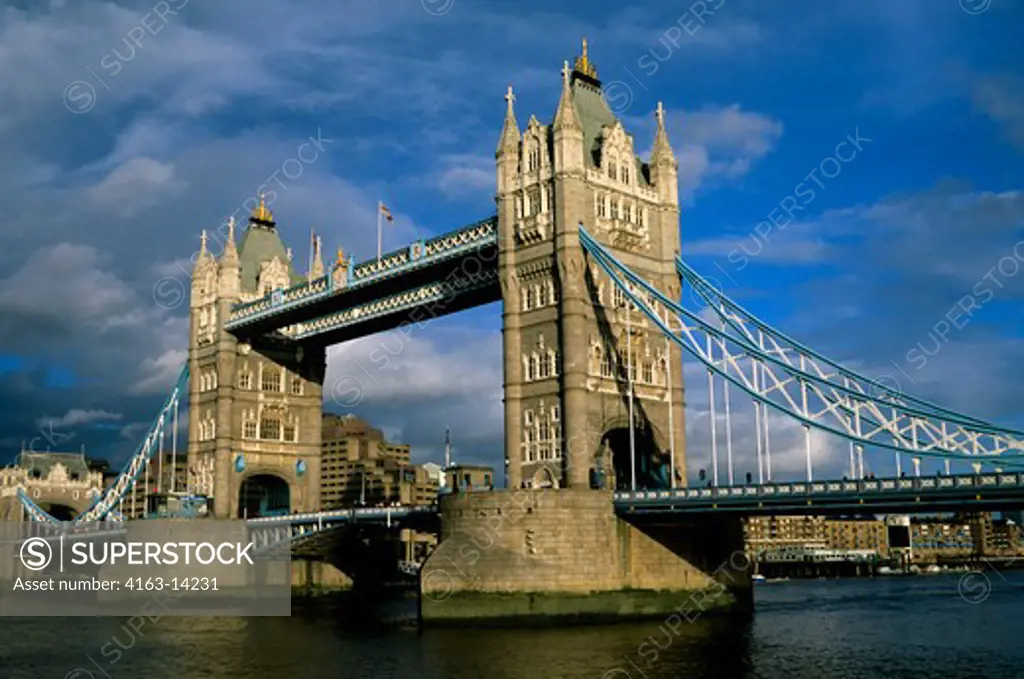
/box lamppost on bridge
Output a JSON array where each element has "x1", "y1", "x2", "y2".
[
  {"x1": 912, "y1": 457, "x2": 921, "y2": 477},
  {"x1": 972, "y1": 462, "x2": 982, "y2": 476}
]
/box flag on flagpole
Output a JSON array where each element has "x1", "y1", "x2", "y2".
[{"x1": 377, "y1": 201, "x2": 394, "y2": 262}]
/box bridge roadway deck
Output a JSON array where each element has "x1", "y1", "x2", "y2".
[
  {"x1": 614, "y1": 473, "x2": 1024, "y2": 516},
  {"x1": 224, "y1": 218, "x2": 498, "y2": 338}
]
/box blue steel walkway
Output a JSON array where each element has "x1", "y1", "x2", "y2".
[{"x1": 614, "y1": 473, "x2": 1024, "y2": 516}]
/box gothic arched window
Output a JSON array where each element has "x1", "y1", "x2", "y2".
[
  {"x1": 261, "y1": 365, "x2": 282, "y2": 392},
  {"x1": 260, "y1": 412, "x2": 281, "y2": 440}
]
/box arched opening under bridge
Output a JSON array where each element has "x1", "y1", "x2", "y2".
[
  {"x1": 601, "y1": 425, "x2": 671, "y2": 491},
  {"x1": 38, "y1": 503, "x2": 77, "y2": 521},
  {"x1": 237, "y1": 474, "x2": 291, "y2": 518}
]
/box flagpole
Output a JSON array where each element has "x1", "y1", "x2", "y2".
[{"x1": 377, "y1": 200, "x2": 383, "y2": 263}]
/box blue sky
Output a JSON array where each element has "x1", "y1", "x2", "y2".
[{"x1": 0, "y1": 0, "x2": 1022, "y2": 482}]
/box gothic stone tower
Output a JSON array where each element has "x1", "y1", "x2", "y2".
[
  {"x1": 498, "y1": 41, "x2": 686, "y2": 491},
  {"x1": 188, "y1": 198, "x2": 325, "y2": 518}
]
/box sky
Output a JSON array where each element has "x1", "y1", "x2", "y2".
[{"x1": 0, "y1": 0, "x2": 1022, "y2": 485}]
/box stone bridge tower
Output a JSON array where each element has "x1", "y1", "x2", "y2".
[
  {"x1": 498, "y1": 40, "x2": 686, "y2": 491},
  {"x1": 188, "y1": 198, "x2": 325, "y2": 518}
]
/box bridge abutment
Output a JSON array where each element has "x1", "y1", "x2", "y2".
[{"x1": 420, "y1": 489, "x2": 751, "y2": 625}]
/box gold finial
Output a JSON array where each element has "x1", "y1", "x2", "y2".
[
  {"x1": 251, "y1": 191, "x2": 274, "y2": 222},
  {"x1": 336, "y1": 247, "x2": 345, "y2": 264},
  {"x1": 574, "y1": 37, "x2": 597, "y2": 79}
]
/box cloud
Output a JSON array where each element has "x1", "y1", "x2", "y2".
[
  {"x1": 36, "y1": 409, "x2": 122, "y2": 430},
  {"x1": 971, "y1": 73, "x2": 1024, "y2": 150},
  {"x1": 687, "y1": 185, "x2": 1024, "y2": 273},
  {"x1": 436, "y1": 154, "x2": 495, "y2": 198},
  {"x1": 87, "y1": 157, "x2": 188, "y2": 218},
  {"x1": 627, "y1": 105, "x2": 783, "y2": 202},
  {"x1": 323, "y1": 321, "x2": 504, "y2": 468}
]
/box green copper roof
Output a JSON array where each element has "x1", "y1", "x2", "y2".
[
  {"x1": 237, "y1": 221, "x2": 304, "y2": 293},
  {"x1": 567, "y1": 75, "x2": 651, "y2": 186}
]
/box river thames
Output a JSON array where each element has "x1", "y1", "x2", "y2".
[{"x1": 3, "y1": 572, "x2": 1022, "y2": 678}]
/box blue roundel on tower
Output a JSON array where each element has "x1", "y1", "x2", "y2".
[
  {"x1": 234, "y1": 454, "x2": 245, "y2": 473},
  {"x1": 296, "y1": 459, "x2": 306, "y2": 477}
]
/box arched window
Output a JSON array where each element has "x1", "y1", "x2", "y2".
[
  {"x1": 613, "y1": 286, "x2": 626, "y2": 309},
  {"x1": 242, "y1": 411, "x2": 257, "y2": 439},
  {"x1": 290, "y1": 374, "x2": 303, "y2": 395},
  {"x1": 283, "y1": 418, "x2": 297, "y2": 442},
  {"x1": 260, "y1": 413, "x2": 281, "y2": 440},
  {"x1": 622, "y1": 165, "x2": 630, "y2": 184},
  {"x1": 528, "y1": 355, "x2": 538, "y2": 381},
  {"x1": 261, "y1": 366, "x2": 281, "y2": 392}
]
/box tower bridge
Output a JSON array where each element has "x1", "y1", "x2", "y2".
[
  {"x1": 17, "y1": 40, "x2": 1024, "y2": 623},
  {"x1": 1, "y1": 451, "x2": 102, "y2": 521}
]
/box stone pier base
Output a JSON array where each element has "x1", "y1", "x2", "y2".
[{"x1": 420, "y1": 489, "x2": 752, "y2": 625}]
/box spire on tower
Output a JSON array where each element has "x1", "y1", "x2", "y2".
[
  {"x1": 497, "y1": 84, "x2": 521, "y2": 154},
  {"x1": 310, "y1": 235, "x2": 325, "y2": 279},
  {"x1": 250, "y1": 191, "x2": 275, "y2": 227},
  {"x1": 220, "y1": 216, "x2": 239, "y2": 268},
  {"x1": 651, "y1": 100, "x2": 676, "y2": 164},
  {"x1": 554, "y1": 61, "x2": 581, "y2": 130},
  {"x1": 573, "y1": 37, "x2": 598, "y2": 80}
]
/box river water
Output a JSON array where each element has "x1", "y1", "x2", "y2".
[{"x1": 3, "y1": 572, "x2": 1023, "y2": 679}]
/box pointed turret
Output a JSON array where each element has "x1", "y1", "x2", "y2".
[
  {"x1": 650, "y1": 102, "x2": 679, "y2": 206},
  {"x1": 553, "y1": 57, "x2": 585, "y2": 175},
  {"x1": 651, "y1": 101, "x2": 676, "y2": 164},
  {"x1": 497, "y1": 85, "x2": 521, "y2": 194},
  {"x1": 190, "y1": 229, "x2": 218, "y2": 309},
  {"x1": 195, "y1": 230, "x2": 212, "y2": 268},
  {"x1": 310, "y1": 236, "x2": 325, "y2": 279},
  {"x1": 553, "y1": 61, "x2": 581, "y2": 131},
  {"x1": 497, "y1": 85, "x2": 520, "y2": 155},
  {"x1": 217, "y1": 217, "x2": 241, "y2": 298}
]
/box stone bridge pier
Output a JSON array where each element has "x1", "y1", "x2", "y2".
[{"x1": 420, "y1": 489, "x2": 751, "y2": 625}]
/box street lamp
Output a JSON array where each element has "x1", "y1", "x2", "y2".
[{"x1": 912, "y1": 457, "x2": 921, "y2": 477}]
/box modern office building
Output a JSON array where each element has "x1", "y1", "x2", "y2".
[{"x1": 320, "y1": 414, "x2": 437, "y2": 508}]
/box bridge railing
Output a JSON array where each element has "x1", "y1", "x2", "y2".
[
  {"x1": 613, "y1": 472, "x2": 1023, "y2": 504},
  {"x1": 246, "y1": 504, "x2": 437, "y2": 526},
  {"x1": 225, "y1": 216, "x2": 497, "y2": 328}
]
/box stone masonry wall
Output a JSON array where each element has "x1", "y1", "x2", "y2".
[{"x1": 421, "y1": 489, "x2": 748, "y2": 604}]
